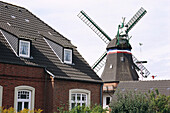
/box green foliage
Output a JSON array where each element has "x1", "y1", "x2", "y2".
[
  {"x1": 110, "y1": 89, "x2": 170, "y2": 113},
  {"x1": 0, "y1": 107, "x2": 43, "y2": 113},
  {"x1": 56, "y1": 104, "x2": 108, "y2": 113}
]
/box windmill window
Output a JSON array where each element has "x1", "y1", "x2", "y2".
[
  {"x1": 110, "y1": 64, "x2": 113, "y2": 69},
  {"x1": 64, "y1": 48, "x2": 72, "y2": 64},
  {"x1": 131, "y1": 65, "x2": 134, "y2": 69},
  {"x1": 120, "y1": 57, "x2": 125, "y2": 62},
  {"x1": 19, "y1": 40, "x2": 31, "y2": 58}
]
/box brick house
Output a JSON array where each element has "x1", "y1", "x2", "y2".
[{"x1": 0, "y1": 1, "x2": 103, "y2": 113}]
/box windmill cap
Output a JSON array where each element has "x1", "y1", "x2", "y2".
[{"x1": 107, "y1": 38, "x2": 132, "y2": 50}]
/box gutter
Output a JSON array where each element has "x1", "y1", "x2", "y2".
[{"x1": 100, "y1": 83, "x2": 104, "y2": 106}]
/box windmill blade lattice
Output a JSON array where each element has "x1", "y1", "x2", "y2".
[
  {"x1": 92, "y1": 51, "x2": 107, "y2": 72},
  {"x1": 132, "y1": 54, "x2": 150, "y2": 77},
  {"x1": 78, "y1": 11, "x2": 111, "y2": 44},
  {"x1": 126, "y1": 7, "x2": 147, "y2": 33}
]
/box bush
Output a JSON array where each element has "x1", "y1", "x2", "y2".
[
  {"x1": 0, "y1": 107, "x2": 43, "y2": 113},
  {"x1": 110, "y1": 89, "x2": 170, "y2": 113},
  {"x1": 56, "y1": 104, "x2": 108, "y2": 113}
]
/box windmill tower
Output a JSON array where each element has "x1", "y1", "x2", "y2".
[{"x1": 78, "y1": 7, "x2": 150, "y2": 82}]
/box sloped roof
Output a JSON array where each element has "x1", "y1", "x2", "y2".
[
  {"x1": 0, "y1": 1, "x2": 102, "y2": 83},
  {"x1": 111, "y1": 80, "x2": 170, "y2": 100}
]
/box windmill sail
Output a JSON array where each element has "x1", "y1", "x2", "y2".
[
  {"x1": 92, "y1": 51, "x2": 107, "y2": 72},
  {"x1": 126, "y1": 7, "x2": 147, "y2": 33},
  {"x1": 77, "y1": 8, "x2": 150, "y2": 79},
  {"x1": 132, "y1": 54, "x2": 150, "y2": 77},
  {"x1": 78, "y1": 10, "x2": 111, "y2": 44}
]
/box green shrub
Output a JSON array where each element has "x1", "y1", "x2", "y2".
[
  {"x1": 0, "y1": 107, "x2": 43, "y2": 113},
  {"x1": 110, "y1": 89, "x2": 170, "y2": 113},
  {"x1": 56, "y1": 104, "x2": 108, "y2": 113}
]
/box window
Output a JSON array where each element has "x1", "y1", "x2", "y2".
[
  {"x1": 14, "y1": 86, "x2": 35, "y2": 112},
  {"x1": 64, "y1": 48, "x2": 72, "y2": 64},
  {"x1": 0, "y1": 86, "x2": 3, "y2": 107},
  {"x1": 69, "y1": 89, "x2": 90, "y2": 110},
  {"x1": 17, "y1": 90, "x2": 31, "y2": 112},
  {"x1": 120, "y1": 57, "x2": 125, "y2": 62},
  {"x1": 19, "y1": 40, "x2": 30, "y2": 58},
  {"x1": 106, "y1": 97, "x2": 110, "y2": 105},
  {"x1": 71, "y1": 93, "x2": 87, "y2": 108}
]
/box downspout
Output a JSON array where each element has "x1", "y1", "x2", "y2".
[
  {"x1": 44, "y1": 68, "x2": 48, "y2": 113},
  {"x1": 100, "y1": 83, "x2": 104, "y2": 106}
]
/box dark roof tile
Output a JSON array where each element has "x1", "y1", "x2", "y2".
[{"x1": 0, "y1": 1, "x2": 102, "y2": 83}]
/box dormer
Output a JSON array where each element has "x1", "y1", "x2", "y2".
[
  {"x1": 44, "y1": 37, "x2": 73, "y2": 65},
  {"x1": 0, "y1": 28, "x2": 33, "y2": 59}
]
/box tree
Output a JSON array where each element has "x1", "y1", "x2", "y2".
[{"x1": 110, "y1": 89, "x2": 170, "y2": 113}]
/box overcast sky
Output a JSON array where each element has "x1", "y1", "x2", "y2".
[{"x1": 2, "y1": 0, "x2": 170, "y2": 80}]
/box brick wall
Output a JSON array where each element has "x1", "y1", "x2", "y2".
[
  {"x1": 53, "y1": 79, "x2": 102, "y2": 112},
  {"x1": 0, "y1": 63, "x2": 102, "y2": 113},
  {"x1": 0, "y1": 63, "x2": 47, "y2": 111}
]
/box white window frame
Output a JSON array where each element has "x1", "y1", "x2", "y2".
[
  {"x1": 0, "y1": 86, "x2": 3, "y2": 107},
  {"x1": 14, "y1": 86, "x2": 35, "y2": 112},
  {"x1": 17, "y1": 90, "x2": 31, "y2": 112},
  {"x1": 64, "y1": 48, "x2": 72, "y2": 64},
  {"x1": 19, "y1": 40, "x2": 30, "y2": 58},
  {"x1": 69, "y1": 89, "x2": 91, "y2": 110},
  {"x1": 71, "y1": 93, "x2": 87, "y2": 108}
]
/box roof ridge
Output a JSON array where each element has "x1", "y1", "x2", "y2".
[{"x1": 120, "y1": 80, "x2": 170, "y2": 83}]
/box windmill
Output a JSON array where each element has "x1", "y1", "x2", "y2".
[{"x1": 78, "y1": 7, "x2": 150, "y2": 82}]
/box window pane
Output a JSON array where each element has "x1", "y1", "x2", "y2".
[
  {"x1": 17, "y1": 102, "x2": 22, "y2": 112},
  {"x1": 77, "y1": 94, "x2": 81, "y2": 101},
  {"x1": 82, "y1": 94, "x2": 86, "y2": 101},
  {"x1": 24, "y1": 102, "x2": 29, "y2": 109},
  {"x1": 20, "y1": 42, "x2": 29, "y2": 55},
  {"x1": 82, "y1": 103, "x2": 86, "y2": 107},
  {"x1": 18, "y1": 91, "x2": 30, "y2": 99},
  {"x1": 65, "y1": 50, "x2": 71, "y2": 61},
  {"x1": 71, "y1": 94, "x2": 75, "y2": 101},
  {"x1": 71, "y1": 103, "x2": 76, "y2": 109},
  {"x1": 71, "y1": 93, "x2": 88, "y2": 109},
  {"x1": 64, "y1": 49, "x2": 72, "y2": 63},
  {"x1": 77, "y1": 103, "x2": 80, "y2": 106}
]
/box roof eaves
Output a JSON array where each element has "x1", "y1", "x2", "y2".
[
  {"x1": 54, "y1": 76, "x2": 103, "y2": 84},
  {"x1": 45, "y1": 69, "x2": 55, "y2": 78}
]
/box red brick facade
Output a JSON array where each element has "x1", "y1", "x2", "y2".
[
  {"x1": 0, "y1": 63, "x2": 46, "y2": 110},
  {"x1": 52, "y1": 79, "x2": 102, "y2": 112},
  {"x1": 0, "y1": 63, "x2": 102, "y2": 113}
]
